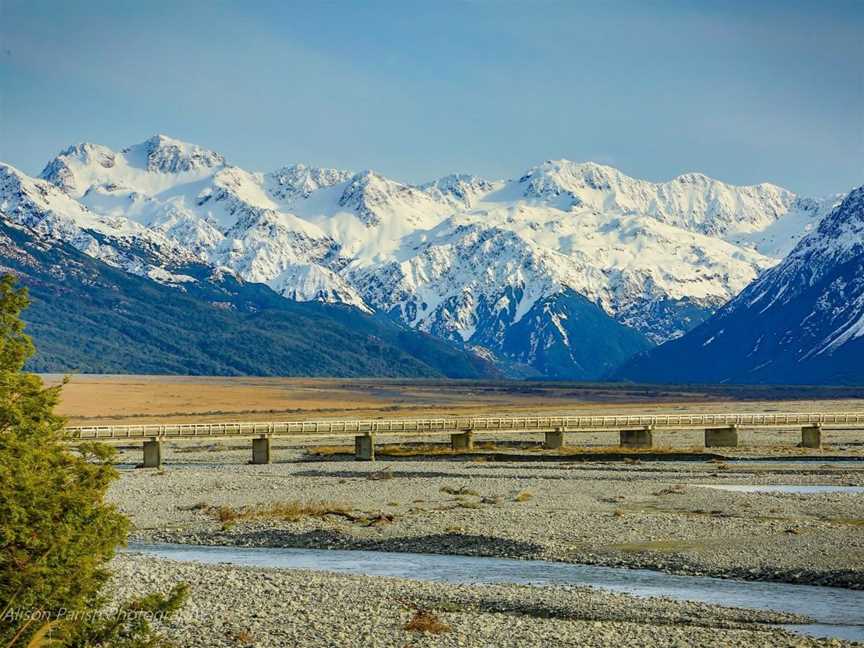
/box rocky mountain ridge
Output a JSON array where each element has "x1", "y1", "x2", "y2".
[
  {"x1": 615, "y1": 187, "x2": 864, "y2": 384},
  {"x1": 0, "y1": 134, "x2": 841, "y2": 377}
]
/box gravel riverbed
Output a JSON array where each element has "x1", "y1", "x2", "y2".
[
  {"x1": 115, "y1": 441, "x2": 864, "y2": 589},
  {"x1": 111, "y1": 553, "x2": 845, "y2": 647},
  {"x1": 104, "y1": 439, "x2": 864, "y2": 646}
]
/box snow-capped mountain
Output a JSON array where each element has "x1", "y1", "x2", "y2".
[
  {"x1": 348, "y1": 202, "x2": 776, "y2": 347},
  {"x1": 0, "y1": 218, "x2": 496, "y2": 378},
  {"x1": 515, "y1": 160, "x2": 810, "y2": 237},
  {"x1": 41, "y1": 135, "x2": 225, "y2": 197},
  {"x1": 0, "y1": 162, "x2": 199, "y2": 284},
  {"x1": 615, "y1": 187, "x2": 864, "y2": 384},
  {"x1": 266, "y1": 164, "x2": 353, "y2": 203},
  {"x1": 0, "y1": 134, "x2": 840, "y2": 378}
]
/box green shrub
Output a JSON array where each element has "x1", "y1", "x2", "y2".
[{"x1": 0, "y1": 275, "x2": 186, "y2": 647}]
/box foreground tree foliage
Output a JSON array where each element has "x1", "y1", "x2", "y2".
[{"x1": 0, "y1": 275, "x2": 187, "y2": 647}]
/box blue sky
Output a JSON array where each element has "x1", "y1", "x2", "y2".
[{"x1": 1, "y1": 0, "x2": 861, "y2": 196}]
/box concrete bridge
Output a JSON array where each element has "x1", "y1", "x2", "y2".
[{"x1": 64, "y1": 412, "x2": 864, "y2": 468}]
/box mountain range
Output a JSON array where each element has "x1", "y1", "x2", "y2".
[
  {"x1": 615, "y1": 187, "x2": 864, "y2": 384},
  {"x1": 1, "y1": 133, "x2": 856, "y2": 381},
  {"x1": 0, "y1": 217, "x2": 495, "y2": 378}
]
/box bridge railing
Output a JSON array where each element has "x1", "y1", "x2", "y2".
[{"x1": 63, "y1": 412, "x2": 864, "y2": 441}]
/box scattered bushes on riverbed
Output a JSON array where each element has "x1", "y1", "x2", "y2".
[
  {"x1": 654, "y1": 485, "x2": 687, "y2": 496},
  {"x1": 440, "y1": 485, "x2": 479, "y2": 496},
  {"x1": 204, "y1": 500, "x2": 396, "y2": 528},
  {"x1": 403, "y1": 609, "x2": 451, "y2": 634},
  {"x1": 212, "y1": 500, "x2": 354, "y2": 524},
  {"x1": 174, "y1": 442, "x2": 234, "y2": 453},
  {"x1": 367, "y1": 468, "x2": 393, "y2": 480},
  {"x1": 306, "y1": 441, "x2": 503, "y2": 458}
]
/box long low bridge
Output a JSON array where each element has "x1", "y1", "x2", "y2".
[{"x1": 65, "y1": 411, "x2": 864, "y2": 467}]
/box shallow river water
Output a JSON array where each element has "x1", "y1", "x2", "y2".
[
  {"x1": 696, "y1": 484, "x2": 864, "y2": 494},
  {"x1": 127, "y1": 543, "x2": 864, "y2": 642}
]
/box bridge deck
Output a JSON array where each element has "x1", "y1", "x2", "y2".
[{"x1": 65, "y1": 412, "x2": 864, "y2": 442}]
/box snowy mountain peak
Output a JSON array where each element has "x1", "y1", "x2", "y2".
[
  {"x1": 40, "y1": 142, "x2": 117, "y2": 194},
  {"x1": 39, "y1": 134, "x2": 226, "y2": 199},
  {"x1": 518, "y1": 159, "x2": 611, "y2": 204},
  {"x1": 783, "y1": 186, "x2": 864, "y2": 273},
  {"x1": 267, "y1": 164, "x2": 353, "y2": 203},
  {"x1": 7, "y1": 134, "x2": 849, "y2": 379},
  {"x1": 420, "y1": 174, "x2": 496, "y2": 207},
  {"x1": 617, "y1": 185, "x2": 864, "y2": 384},
  {"x1": 674, "y1": 172, "x2": 717, "y2": 186},
  {"x1": 121, "y1": 134, "x2": 225, "y2": 174},
  {"x1": 734, "y1": 185, "x2": 864, "y2": 332},
  {"x1": 1, "y1": 162, "x2": 28, "y2": 188},
  {"x1": 337, "y1": 171, "x2": 421, "y2": 226},
  {"x1": 673, "y1": 171, "x2": 787, "y2": 201},
  {"x1": 2, "y1": 162, "x2": 92, "y2": 220},
  {"x1": 524, "y1": 158, "x2": 619, "y2": 179},
  {"x1": 1, "y1": 161, "x2": 197, "y2": 282},
  {"x1": 513, "y1": 159, "x2": 803, "y2": 237},
  {"x1": 816, "y1": 186, "x2": 864, "y2": 236}
]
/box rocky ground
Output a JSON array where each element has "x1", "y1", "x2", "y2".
[
  {"x1": 117, "y1": 435, "x2": 864, "y2": 587},
  {"x1": 105, "y1": 433, "x2": 864, "y2": 646},
  {"x1": 111, "y1": 553, "x2": 840, "y2": 647}
]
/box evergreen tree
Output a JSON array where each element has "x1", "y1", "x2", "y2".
[{"x1": 0, "y1": 275, "x2": 185, "y2": 647}]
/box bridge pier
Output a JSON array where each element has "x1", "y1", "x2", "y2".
[
  {"x1": 355, "y1": 434, "x2": 375, "y2": 461},
  {"x1": 619, "y1": 427, "x2": 653, "y2": 448},
  {"x1": 801, "y1": 424, "x2": 823, "y2": 449},
  {"x1": 142, "y1": 438, "x2": 162, "y2": 469},
  {"x1": 705, "y1": 425, "x2": 739, "y2": 448},
  {"x1": 451, "y1": 431, "x2": 474, "y2": 451},
  {"x1": 544, "y1": 428, "x2": 564, "y2": 449},
  {"x1": 252, "y1": 435, "x2": 271, "y2": 464}
]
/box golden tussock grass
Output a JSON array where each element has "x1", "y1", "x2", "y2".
[
  {"x1": 307, "y1": 443, "x2": 479, "y2": 457},
  {"x1": 382, "y1": 444, "x2": 463, "y2": 456},
  {"x1": 210, "y1": 500, "x2": 353, "y2": 524},
  {"x1": 404, "y1": 610, "x2": 451, "y2": 634},
  {"x1": 207, "y1": 500, "x2": 397, "y2": 528},
  {"x1": 228, "y1": 629, "x2": 255, "y2": 644},
  {"x1": 306, "y1": 444, "x2": 354, "y2": 456},
  {"x1": 557, "y1": 445, "x2": 706, "y2": 454},
  {"x1": 307, "y1": 443, "x2": 715, "y2": 460},
  {"x1": 56, "y1": 374, "x2": 864, "y2": 429}
]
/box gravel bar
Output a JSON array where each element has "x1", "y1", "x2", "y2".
[
  {"x1": 111, "y1": 553, "x2": 849, "y2": 647},
  {"x1": 114, "y1": 444, "x2": 864, "y2": 589}
]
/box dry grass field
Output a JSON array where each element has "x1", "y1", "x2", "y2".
[{"x1": 46, "y1": 374, "x2": 864, "y2": 426}]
